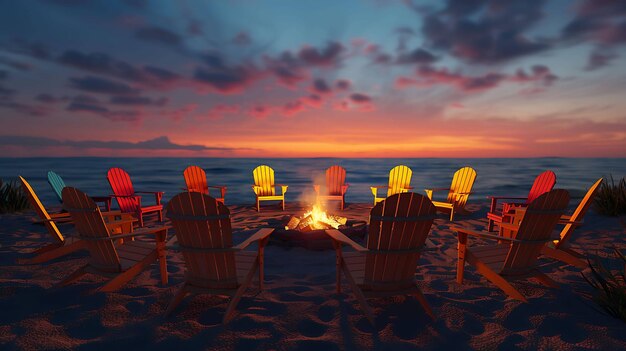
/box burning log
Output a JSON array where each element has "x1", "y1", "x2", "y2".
[{"x1": 284, "y1": 204, "x2": 348, "y2": 233}]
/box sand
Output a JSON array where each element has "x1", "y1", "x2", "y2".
[{"x1": 1, "y1": 201, "x2": 625, "y2": 350}]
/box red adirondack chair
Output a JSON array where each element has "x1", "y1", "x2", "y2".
[
  {"x1": 486, "y1": 170, "x2": 556, "y2": 232},
  {"x1": 314, "y1": 165, "x2": 349, "y2": 210},
  {"x1": 183, "y1": 165, "x2": 227, "y2": 203},
  {"x1": 326, "y1": 192, "x2": 437, "y2": 324},
  {"x1": 107, "y1": 167, "x2": 163, "y2": 227}
]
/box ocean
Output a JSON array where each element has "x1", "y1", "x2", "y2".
[{"x1": 1, "y1": 158, "x2": 624, "y2": 207}]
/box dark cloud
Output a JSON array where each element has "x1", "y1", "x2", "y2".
[
  {"x1": 69, "y1": 76, "x2": 140, "y2": 95},
  {"x1": 421, "y1": 0, "x2": 550, "y2": 63},
  {"x1": 233, "y1": 32, "x2": 252, "y2": 45},
  {"x1": 312, "y1": 79, "x2": 331, "y2": 94},
  {"x1": 396, "y1": 48, "x2": 438, "y2": 64},
  {"x1": 66, "y1": 94, "x2": 142, "y2": 122},
  {"x1": 0, "y1": 135, "x2": 231, "y2": 151},
  {"x1": 0, "y1": 100, "x2": 48, "y2": 116},
  {"x1": 193, "y1": 65, "x2": 259, "y2": 94},
  {"x1": 298, "y1": 41, "x2": 345, "y2": 66},
  {"x1": 282, "y1": 100, "x2": 306, "y2": 117},
  {"x1": 0, "y1": 70, "x2": 7, "y2": 80},
  {"x1": 135, "y1": 27, "x2": 182, "y2": 47},
  {"x1": 585, "y1": 50, "x2": 618, "y2": 71},
  {"x1": 35, "y1": 93, "x2": 67, "y2": 103},
  {"x1": 58, "y1": 50, "x2": 179, "y2": 88},
  {"x1": 0, "y1": 56, "x2": 32, "y2": 71},
  {"x1": 335, "y1": 79, "x2": 351, "y2": 90},
  {"x1": 562, "y1": 1, "x2": 626, "y2": 44},
  {"x1": 350, "y1": 93, "x2": 372, "y2": 103},
  {"x1": 109, "y1": 95, "x2": 168, "y2": 106},
  {"x1": 511, "y1": 65, "x2": 558, "y2": 86}
]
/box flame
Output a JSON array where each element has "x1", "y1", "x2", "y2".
[{"x1": 303, "y1": 203, "x2": 340, "y2": 229}]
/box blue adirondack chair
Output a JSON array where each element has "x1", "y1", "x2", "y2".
[{"x1": 47, "y1": 171, "x2": 113, "y2": 211}]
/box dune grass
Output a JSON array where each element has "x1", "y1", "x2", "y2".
[
  {"x1": 0, "y1": 179, "x2": 30, "y2": 213},
  {"x1": 594, "y1": 176, "x2": 626, "y2": 216},
  {"x1": 583, "y1": 248, "x2": 626, "y2": 323}
]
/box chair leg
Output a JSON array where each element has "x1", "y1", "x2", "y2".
[
  {"x1": 165, "y1": 283, "x2": 189, "y2": 316},
  {"x1": 541, "y1": 246, "x2": 587, "y2": 269},
  {"x1": 18, "y1": 241, "x2": 85, "y2": 264},
  {"x1": 456, "y1": 233, "x2": 467, "y2": 284},
  {"x1": 158, "y1": 210, "x2": 163, "y2": 222},
  {"x1": 138, "y1": 212, "x2": 144, "y2": 227},
  {"x1": 256, "y1": 198, "x2": 260, "y2": 212},
  {"x1": 99, "y1": 252, "x2": 156, "y2": 292},
  {"x1": 449, "y1": 208, "x2": 455, "y2": 221},
  {"x1": 533, "y1": 271, "x2": 559, "y2": 289},
  {"x1": 282, "y1": 198, "x2": 285, "y2": 211},
  {"x1": 57, "y1": 264, "x2": 88, "y2": 287},
  {"x1": 223, "y1": 259, "x2": 259, "y2": 323},
  {"x1": 473, "y1": 259, "x2": 527, "y2": 302},
  {"x1": 341, "y1": 261, "x2": 375, "y2": 325},
  {"x1": 157, "y1": 240, "x2": 168, "y2": 285},
  {"x1": 413, "y1": 286, "x2": 435, "y2": 320}
]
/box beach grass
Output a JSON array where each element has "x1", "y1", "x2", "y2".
[
  {"x1": 583, "y1": 248, "x2": 626, "y2": 323},
  {"x1": 594, "y1": 176, "x2": 626, "y2": 216},
  {"x1": 0, "y1": 179, "x2": 30, "y2": 214}
]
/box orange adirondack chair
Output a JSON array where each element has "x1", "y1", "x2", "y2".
[
  {"x1": 314, "y1": 165, "x2": 349, "y2": 210},
  {"x1": 58, "y1": 187, "x2": 168, "y2": 292},
  {"x1": 425, "y1": 166, "x2": 477, "y2": 220},
  {"x1": 455, "y1": 189, "x2": 570, "y2": 302},
  {"x1": 17, "y1": 176, "x2": 134, "y2": 264},
  {"x1": 326, "y1": 192, "x2": 436, "y2": 324},
  {"x1": 486, "y1": 170, "x2": 556, "y2": 232},
  {"x1": 252, "y1": 165, "x2": 288, "y2": 211},
  {"x1": 182, "y1": 165, "x2": 227, "y2": 203},
  {"x1": 107, "y1": 167, "x2": 164, "y2": 227},
  {"x1": 540, "y1": 178, "x2": 603, "y2": 268},
  {"x1": 370, "y1": 165, "x2": 413, "y2": 204},
  {"x1": 165, "y1": 192, "x2": 274, "y2": 322}
]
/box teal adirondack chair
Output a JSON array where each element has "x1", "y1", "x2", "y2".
[{"x1": 47, "y1": 171, "x2": 66, "y2": 203}]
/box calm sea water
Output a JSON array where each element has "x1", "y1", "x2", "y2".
[{"x1": 0, "y1": 158, "x2": 624, "y2": 207}]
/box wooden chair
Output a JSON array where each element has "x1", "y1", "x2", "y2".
[
  {"x1": 326, "y1": 192, "x2": 436, "y2": 324},
  {"x1": 107, "y1": 167, "x2": 163, "y2": 227},
  {"x1": 48, "y1": 171, "x2": 112, "y2": 211},
  {"x1": 425, "y1": 166, "x2": 477, "y2": 220},
  {"x1": 183, "y1": 165, "x2": 227, "y2": 203},
  {"x1": 314, "y1": 165, "x2": 349, "y2": 210},
  {"x1": 455, "y1": 189, "x2": 570, "y2": 302},
  {"x1": 252, "y1": 165, "x2": 288, "y2": 211},
  {"x1": 165, "y1": 192, "x2": 274, "y2": 322},
  {"x1": 540, "y1": 178, "x2": 603, "y2": 269},
  {"x1": 17, "y1": 176, "x2": 134, "y2": 264},
  {"x1": 370, "y1": 165, "x2": 413, "y2": 205},
  {"x1": 486, "y1": 170, "x2": 556, "y2": 232},
  {"x1": 58, "y1": 187, "x2": 168, "y2": 292}
]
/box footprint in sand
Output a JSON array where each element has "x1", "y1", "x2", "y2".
[
  {"x1": 297, "y1": 319, "x2": 328, "y2": 338},
  {"x1": 317, "y1": 305, "x2": 335, "y2": 322},
  {"x1": 291, "y1": 340, "x2": 340, "y2": 351}
]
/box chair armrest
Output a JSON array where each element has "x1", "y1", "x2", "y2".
[
  {"x1": 487, "y1": 196, "x2": 528, "y2": 200},
  {"x1": 278, "y1": 185, "x2": 288, "y2": 194},
  {"x1": 370, "y1": 186, "x2": 387, "y2": 197},
  {"x1": 109, "y1": 194, "x2": 140, "y2": 199},
  {"x1": 401, "y1": 186, "x2": 414, "y2": 191},
  {"x1": 207, "y1": 185, "x2": 227, "y2": 190},
  {"x1": 252, "y1": 185, "x2": 261, "y2": 195},
  {"x1": 103, "y1": 225, "x2": 170, "y2": 241},
  {"x1": 135, "y1": 191, "x2": 164, "y2": 195},
  {"x1": 106, "y1": 218, "x2": 136, "y2": 230},
  {"x1": 341, "y1": 184, "x2": 349, "y2": 193},
  {"x1": 452, "y1": 226, "x2": 516, "y2": 242},
  {"x1": 325, "y1": 229, "x2": 368, "y2": 252},
  {"x1": 233, "y1": 228, "x2": 274, "y2": 250}
]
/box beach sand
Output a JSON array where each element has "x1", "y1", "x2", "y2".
[{"x1": 1, "y1": 201, "x2": 625, "y2": 350}]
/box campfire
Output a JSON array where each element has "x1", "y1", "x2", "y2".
[{"x1": 285, "y1": 203, "x2": 347, "y2": 232}]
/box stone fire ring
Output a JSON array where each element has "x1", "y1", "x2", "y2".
[{"x1": 270, "y1": 218, "x2": 368, "y2": 251}]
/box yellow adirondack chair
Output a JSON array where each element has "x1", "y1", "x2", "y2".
[
  {"x1": 326, "y1": 192, "x2": 437, "y2": 324},
  {"x1": 17, "y1": 176, "x2": 134, "y2": 265},
  {"x1": 425, "y1": 166, "x2": 477, "y2": 220},
  {"x1": 540, "y1": 178, "x2": 603, "y2": 268},
  {"x1": 183, "y1": 165, "x2": 227, "y2": 203},
  {"x1": 314, "y1": 165, "x2": 349, "y2": 210},
  {"x1": 455, "y1": 189, "x2": 570, "y2": 302},
  {"x1": 165, "y1": 192, "x2": 274, "y2": 322},
  {"x1": 252, "y1": 165, "x2": 288, "y2": 211},
  {"x1": 58, "y1": 187, "x2": 168, "y2": 292},
  {"x1": 370, "y1": 165, "x2": 413, "y2": 204}
]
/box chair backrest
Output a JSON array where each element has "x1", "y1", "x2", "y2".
[
  {"x1": 526, "y1": 170, "x2": 556, "y2": 204},
  {"x1": 447, "y1": 166, "x2": 477, "y2": 207},
  {"x1": 107, "y1": 167, "x2": 137, "y2": 213},
  {"x1": 556, "y1": 178, "x2": 603, "y2": 247},
  {"x1": 326, "y1": 165, "x2": 347, "y2": 195},
  {"x1": 62, "y1": 187, "x2": 120, "y2": 272},
  {"x1": 19, "y1": 176, "x2": 64, "y2": 243},
  {"x1": 501, "y1": 189, "x2": 570, "y2": 275},
  {"x1": 387, "y1": 165, "x2": 413, "y2": 197},
  {"x1": 183, "y1": 165, "x2": 208, "y2": 194},
  {"x1": 364, "y1": 192, "x2": 436, "y2": 290},
  {"x1": 166, "y1": 192, "x2": 238, "y2": 289},
  {"x1": 253, "y1": 165, "x2": 275, "y2": 196},
  {"x1": 47, "y1": 171, "x2": 66, "y2": 203}
]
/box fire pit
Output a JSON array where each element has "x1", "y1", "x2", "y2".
[{"x1": 271, "y1": 204, "x2": 367, "y2": 250}]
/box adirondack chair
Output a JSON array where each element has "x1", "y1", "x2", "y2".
[
  {"x1": 183, "y1": 165, "x2": 227, "y2": 203},
  {"x1": 370, "y1": 165, "x2": 414, "y2": 204},
  {"x1": 326, "y1": 192, "x2": 436, "y2": 324},
  {"x1": 539, "y1": 178, "x2": 603, "y2": 268},
  {"x1": 425, "y1": 166, "x2": 477, "y2": 220},
  {"x1": 17, "y1": 177, "x2": 134, "y2": 264},
  {"x1": 486, "y1": 170, "x2": 556, "y2": 232},
  {"x1": 252, "y1": 165, "x2": 288, "y2": 212},
  {"x1": 58, "y1": 187, "x2": 168, "y2": 291},
  {"x1": 314, "y1": 165, "x2": 349, "y2": 210},
  {"x1": 455, "y1": 189, "x2": 570, "y2": 302},
  {"x1": 107, "y1": 167, "x2": 163, "y2": 227},
  {"x1": 48, "y1": 171, "x2": 112, "y2": 211},
  {"x1": 165, "y1": 192, "x2": 274, "y2": 322}
]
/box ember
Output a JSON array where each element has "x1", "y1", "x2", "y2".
[{"x1": 285, "y1": 203, "x2": 347, "y2": 232}]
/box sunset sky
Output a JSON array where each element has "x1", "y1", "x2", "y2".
[{"x1": 0, "y1": 0, "x2": 625, "y2": 157}]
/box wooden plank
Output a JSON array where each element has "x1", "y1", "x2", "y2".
[
  {"x1": 19, "y1": 176, "x2": 65, "y2": 243},
  {"x1": 184, "y1": 165, "x2": 208, "y2": 194},
  {"x1": 47, "y1": 171, "x2": 66, "y2": 203}
]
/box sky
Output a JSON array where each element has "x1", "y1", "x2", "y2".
[{"x1": 0, "y1": 0, "x2": 625, "y2": 157}]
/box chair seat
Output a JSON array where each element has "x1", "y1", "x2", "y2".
[
  {"x1": 118, "y1": 240, "x2": 156, "y2": 271},
  {"x1": 467, "y1": 244, "x2": 510, "y2": 272},
  {"x1": 257, "y1": 195, "x2": 284, "y2": 201},
  {"x1": 431, "y1": 200, "x2": 454, "y2": 209}
]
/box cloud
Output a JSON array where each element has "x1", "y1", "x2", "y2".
[
  {"x1": 561, "y1": 1, "x2": 626, "y2": 44},
  {"x1": 249, "y1": 105, "x2": 271, "y2": 119},
  {"x1": 311, "y1": 79, "x2": 332, "y2": 94},
  {"x1": 585, "y1": 50, "x2": 619, "y2": 71},
  {"x1": 135, "y1": 26, "x2": 182, "y2": 47},
  {"x1": 65, "y1": 94, "x2": 143, "y2": 122},
  {"x1": 350, "y1": 93, "x2": 372, "y2": 103},
  {"x1": 0, "y1": 135, "x2": 233, "y2": 151},
  {"x1": 281, "y1": 100, "x2": 306, "y2": 117},
  {"x1": 35, "y1": 93, "x2": 67, "y2": 103},
  {"x1": 0, "y1": 56, "x2": 32, "y2": 71},
  {"x1": 0, "y1": 100, "x2": 49, "y2": 116},
  {"x1": 420, "y1": 0, "x2": 550, "y2": 63},
  {"x1": 396, "y1": 48, "x2": 438, "y2": 65},
  {"x1": 193, "y1": 53, "x2": 262, "y2": 94},
  {"x1": 109, "y1": 95, "x2": 168, "y2": 106},
  {"x1": 69, "y1": 76, "x2": 140, "y2": 95},
  {"x1": 335, "y1": 79, "x2": 351, "y2": 90},
  {"x1": 232, "y1": 32, "x2": 252, "y2": 45},
  {"x1": 298, "y1": 41, "x2": 345, "y2": 66}
]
